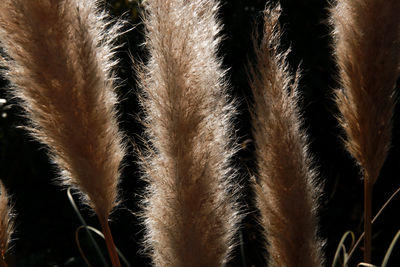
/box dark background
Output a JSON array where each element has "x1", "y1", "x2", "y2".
[{"x1": 1, "y1": 0, "x2": 400, "y2": 266}]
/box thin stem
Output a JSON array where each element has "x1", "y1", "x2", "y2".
[
  {"x1": 331, "y1": 231, "x2": 355, "y2": 267},
  {"x1": 75, "y1": 225, "x2": 132, "y2": 267},
  {"x1": 364, "y1": 178, "x2": 372, "y2": 263},
  {"x1": 98, "y1": 216, "x2": 121, "y2": 267},
  {"x1": 381, "y1": 229, "x2": 400, "y2": 267},
  {"x1": 345, "y1": 186, "x2": 400, "y2": 265},
  {"x1": 67, "y1": 188, "x2": 109, "y2": 266}
]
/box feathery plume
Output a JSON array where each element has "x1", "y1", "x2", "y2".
[
  {"x1": 330, "y1": 0, "x2": 400, "y2": 262},
  {"x1": 249, "y1": 4, "x2": 324, "y2": 267},
  {"x1": 138, "y1": 0, "x2": 241, "y2": 266},
  {"x1": 0, "y1": 181, "x2": 14, "y2": 264},
  {"x1": 0, "y1": 1, "x2": 125, "y2": 265},
  {"x1": 331, "y1": 0, "x2": 400, "y2": 187}
]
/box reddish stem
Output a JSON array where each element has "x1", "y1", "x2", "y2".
[
  {"x1": 364, "y1": 178, "x2": 372, "y2": 263},
  {"x1": 98, "y1": 216, "x2": 121, "y2": 267}
]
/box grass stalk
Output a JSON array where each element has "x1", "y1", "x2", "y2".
[
  {"x1": 364, "y1": 178, "x2": 372, "y2": 263},
  {"x1": 75, "y1": 225, "x2": 132, "y2": 267},
  {"x1": 381, "y1": 229, "x2": 400, "y2": 267},
  {"x1": 67, "y1": 188, "x2": 108, "y2": 266},
  {"x1": 345, "y1": 186, "x2": 400, "y2": 265},
  {"x1": 98, "y1": 216, "x2": 121, "y2": 267}
]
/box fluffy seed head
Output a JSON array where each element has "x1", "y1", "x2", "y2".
[
  {"x1": 330, "y1": 0, "x2": 400, "y2": 184},
  {"x1": 0, "y1": 0, "x2": 126, "y2": 217},
  {"x1": 138, "y1": 0, "x2": 241, "y2": 266},
  {"x1": 249, "y1": 4, "x2": 324, "y2": 267},
  {"x1": 0, "y1": 181, "x2": 14, "y2": 259}
]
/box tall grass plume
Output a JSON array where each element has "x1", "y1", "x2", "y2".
[
  {"x1": 138, "y1": 0, "x2": 241, "y2": 266},
  {"x1": 330, "y1": 0, "x2": 400, "y2": 262},
  {"x1": 249, "y1": 4, "x2": 324, "y2": 267},
  {"x1": 0, "y1": 0, "x2": 126, "y2": 265},
  {"x1": 0, "y1": 181, "x2": 14, "y2": 266}
]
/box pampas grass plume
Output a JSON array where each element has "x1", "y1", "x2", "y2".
[
  {"x1": 331, "y1": 0, "x2": 400, "y2": 186},
  {"x1": 330, "y1": 0, "x2": 400, "y2": 262},
  {"x1": 0, "y1": 181, "x2": 14, "y2": 263},
  {"x1": 0, "y1": 0, "x2": 125, "y2": 222},
  {"x1": 249, "y1": 4, "x2": 324, "y2": 267},
  {"x1": 0, "y1": 1, "x2": 125, "y2": 265},
  {"x1": 138, "y1": 0, "x2": 241, "y2": 266}
]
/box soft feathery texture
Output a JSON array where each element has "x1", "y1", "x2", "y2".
[
  {"x1": 138, "y1": 0, "x2": 241, "y2": 266},
  {"x1": 330, "y1": 0, "x2": 400, "y2": 184},
  {"x1": 0, "y1": 181, "x2": 14, "y2": 259},
  {"x1": 0, "y1": 0, "x2": 125, "y2": 218},
  {"x1": 249, "y1": 4, "x2": 324, "y2": 267}
]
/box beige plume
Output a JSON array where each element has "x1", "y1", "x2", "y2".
[
  {"x1": 331, "y1": 0, "x2": 400, "y2": 186},
  {"x1": 0, "y1": 181, "x2": 14, "y2": 266},
  {"x1": 0, "y1": 1, "x2": 125, "y2": 265},
  {"x1": 138, "y1": 0, "x2": 241, "y2": 266},
  {"x1": 0, "y1": 0, "x2": 125, "y2": 224},
  {"x1": 330, "y1": 0, "x2": 400, "y2": 263},
  {"x1": 249, "y1": 4, "x2": 324, "y2": 267}
]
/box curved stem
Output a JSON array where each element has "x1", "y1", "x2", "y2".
[
  {"x1": 345, "y1": 186, "x2": 400, "y2": 265},
  {"x1": 98, "y1": 216, "x2": 121, "y2": 267},
  {"x1": 67, "y1": 189, "x2": 108, "y2": 266},
  {"x1": 75, "y1": 225, "x2": 132, "y2": 267},
  {"x1": 381, "y1": 229, "x2": 400, "y2": 267}
]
